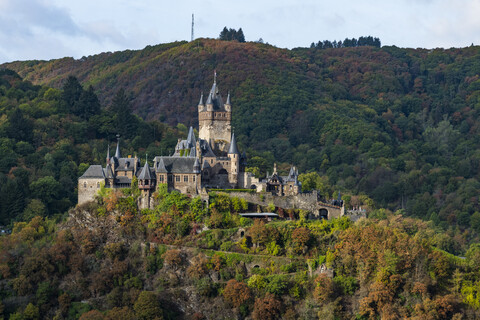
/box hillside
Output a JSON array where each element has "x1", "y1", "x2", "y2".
[
  {"x1": 1, "y1": 189, "x2": 479, "y2": 319},
  {"x1": 3, "y1": 40, "x2": 480, "y2": 239}
]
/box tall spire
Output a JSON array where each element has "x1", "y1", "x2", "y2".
[
  {"x1": 228, "y1": 132, "x2": 239, "y2": 154},
  {"x1": 106, "y1": 144, "x2": 110, "y2": 165},
  {"x1": 187, "y1": 126, "x2": 196, "y2": 147},
  {"x1": 114, "y1": 134, "x2": 121, "y2": 158},
  {"x1": 206, "y1": 92, "x2": 213, "y2": 105},
  {"x1": 198, "y1": 92, "x2": 204, "y2": 105},
  {"x1": 226, "y1": 91, "x2": 231, "y2": 105}
]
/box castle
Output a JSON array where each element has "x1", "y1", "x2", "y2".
[{"x1": 78, "y1": 74, "x2": 302, "y2": 209}]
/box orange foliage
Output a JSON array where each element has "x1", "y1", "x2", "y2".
[{"x1": 223, "y1": 279, "x2": 252, "y2": 308}]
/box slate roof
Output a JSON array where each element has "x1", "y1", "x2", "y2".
[
  {"x1": 153, "y1": 156, "x2": 197, "y2": 174},
  {"x1": 138, "y1": 162, "x2": 155, "y2": 180},
  {"x1": 116, "y1": 176, "x2": 132, "y2": 184},
  {"x1": 199, "y1": 139, "x2": 216, "y2": 157},
  {"x1": 115, "y1": 140, "x2": 121, "y2": 158},
  {"x1": 205, "y1": 80, "x2": 225, "y2": 111},
  {"x1": 80, "y1": 165, "x2": 105, "y2": 178},
  {"x1": 228, "y1": 133, "x2": 239, "y2": 154},
  {"x1": 226, "y1": 92, "x2": 231, "y2": 105},
  {"x1": 116, "y1": 158, "x2": 139, "y2": 171},
  {"x1": 105, "y1": 166, "x2": 114, "y2": 179}
]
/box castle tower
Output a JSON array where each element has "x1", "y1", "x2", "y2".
[
  {"x1": 198, "y1": 72, "x2": 232, "y2": 151},
  {"x1": 228, "y1": 132, "x2": 240, "y2": 187},
  {"x1": 138, "y1": 158, "x2": 156, "y2": 209}
]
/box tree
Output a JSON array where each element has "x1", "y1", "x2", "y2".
[
  {"x1": 252, "y1": 293, "x2": 282, "y2": 320},
  {"x1": 61, "y1": 75, "x2": 83, "y2": 113},
  {"x1": 314, "y1": 274, "x2": 334, "y2": 302},
  {"x1": 76, "y1": 85, "x2": 101, "y2": 120},
  {"x1": 30, "y1": 176, "x2": 61, "y2": 209},
  {"x1": 110, "y1": 89, "x2": 137, "y2": 138},
  {"x1": 133, "y1": 291, "x2": 163, "y2": 320},
  {"x1": 7, "y1": 108, "x2": 33, "y2": 142},
  {"x1": 237, "y1": 28, "x2": 246, "y2": 42},
  {"x1": 223, "y1": 279, "x2": 252, "y2": 308}
]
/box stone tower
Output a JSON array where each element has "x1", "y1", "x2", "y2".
[
  {"x1": 228, "y1": 132, "x2": 240, "y2": 187},
  {"x1": 198, "y1": 73, "x2": 232, "y2": 152}
]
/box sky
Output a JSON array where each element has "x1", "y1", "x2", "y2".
[{"x1": 1, "y1": 0, "x2": 480, "y2": 64}]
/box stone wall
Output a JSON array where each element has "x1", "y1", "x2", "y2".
[
  {"x1": 78, "y1": 178, "x2": 104, "y2": 205},
  {"x1": 225, "y1": 191, "x2": 343, "y2": 219}
]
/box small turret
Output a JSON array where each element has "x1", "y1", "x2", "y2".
[
  {"x1": 106, "y1": 144, "x2": 110, "y2": 165},
  {"x1": 228, "y1": 132, "x2": 240, "y2": 187},
  {"x1": 114, "y1": 134, "x2": 121, "y2": 159},
  {"x1": 224, "y1": 92, "x2": 231, "y2": 112},
  {"x1": 198, "y1": 92, "x2": 204, "y2": 112},
  {"x1": 206, "y1": 92, "x2": 213, "y2": 111},
  {"x1": 228, "y1": 132, "x2": 239, "y2": 155}
]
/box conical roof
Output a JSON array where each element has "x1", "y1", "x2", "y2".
[
  {"x1": 198, "y1": 92, "x2": 204, "y2": 105},
  {"x1": 138, "y1": 161, "x2": 154, "y2": 180},
  {"x1": 156, "y1": 157, "x2": 168, "y2": 173},
  {"x1": 105, "y1": 165, "x2": 114, "y2": 179},
  {"x1": 114, "y1": 136, "x2": 121, "y2": 158},
  {"x1": 106, "y1": 144, "x2": 110, "y2": 164},
  {"x1": 228, "y1": 133, "x2": 239, "y2": 154},
  {"x1": 206, "y1": 92, "x2": 213, "y2": 105},
  {"x1": 187, "y1": 126, "x2": 196, "y2": 147},
  {"x1": 226, "y1": 92, "x2": 231, "y2": 105}
]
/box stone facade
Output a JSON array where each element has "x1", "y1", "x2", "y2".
[{"x1": 77, "y1": 73, "x2": 342, "y2": 218}]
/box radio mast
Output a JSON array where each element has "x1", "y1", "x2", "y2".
[{"x1": 191, "y1": 14, "x2": 194, "y2": 41}]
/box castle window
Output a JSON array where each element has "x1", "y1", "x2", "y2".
[
  {"x1": 159, "y1": 175, "x2": 164, "y2": 182},
  {"x1": 176, "y1": 175, "x2": 180, "y2": 182},
  {"x1": 184, "y1": 175, "x2": 188, "y2": 182},
  {"x1": 97, "y1": 182, "x2": 100, "y2": 188},
  {"x1": 211, "y1": 159, "x2": 213, "y2": 164},
  {"x1": 84, "y1": 182, "x2": 87, "y2": 188},
  {"x1": 193, "y1": 176, "x2": 196, "y2": 182}
]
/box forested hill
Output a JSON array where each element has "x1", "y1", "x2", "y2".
[{"x1": 3, "y1": 39, "x2": 480, "y2": 243}]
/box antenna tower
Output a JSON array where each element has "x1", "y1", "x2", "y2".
[{"x1": 191, "y1": 14, "x2": 194, "y2": 41}]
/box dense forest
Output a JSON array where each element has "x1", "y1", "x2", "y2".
[
  {"x1": 1, "y1": 186, "x2": 480, "y2": 319},
  {"x1": 3, "y1": 39, "x2": 480, "y2": 249}
]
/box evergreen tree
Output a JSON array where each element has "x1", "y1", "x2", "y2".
[
  {"x1": 7, "y1": 108, "x2": 33, "y2": 142},
  {"x1": 61, "y1": 76, "x2": 83, "y2": 113},
  {"x1": 111, "y1": 89, "x2": 137, "y2": 138},
  {"x1": 219, "y1": 27, "x2": 229, "y2": 40},
  {"x1": 237, "y1": 28, "x2": 246, "y2": 43},
  {"x1": 77, "y1": 85, "x2": 101, "y2": 120}
]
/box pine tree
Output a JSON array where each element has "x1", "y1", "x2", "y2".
[
  {"x1": 111, "y1": 89, "x2": 137, "y2": 138},
  {"x1": 77, "y1": 85, "x2": 100, "y2": 120},
  {"x1": 61, "y1": 76, "x2": 83, "y2": 113}
]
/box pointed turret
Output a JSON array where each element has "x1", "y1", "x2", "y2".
[
  {"x1": 156, "y1": 157, "x2": 167, "y2": 173},
  {"x1": 206, "y1": 92, "x2": 213, "y2": 105},
  {"x1": 226, "y1": 92, "x2": 231, "y2": 105},
  {"x1": 228, "y1": 133, "x2": 239, "y2": 155},
  {"x1": 138, "y1": 161, "x2": 154, "y2": 180},
  {"x1": 198, "y1": 92, "x2": 204, "y2": 106},
  {"x1": 187, "y1": 126, "x2": 196, "y2": 148},
  {"x1": 114, "y1": 134, "x2": 121, "y2": 158},
  {"x1": 106, "y1": 144, "x2": 110, "y2": 165}
]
